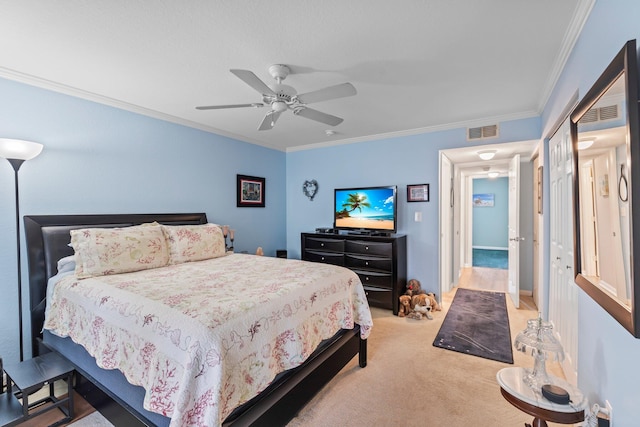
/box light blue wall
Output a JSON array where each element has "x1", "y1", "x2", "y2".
[
  {"x1": 2, "y1": 1, "x2": 637, "y2": 422},
  {"x1": 285, "y1": 117, "x2": 540, "y2": 293},
  {"x1": 540, "y1": 1, "x2": 640, "y2": 425},
  {"x1": 0, "y1": 78, "x2": 286, "y2": 363},
  {"x1": 472, "y1": 177, "x2": 509, "y2": 249}
]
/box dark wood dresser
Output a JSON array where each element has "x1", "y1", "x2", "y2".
[{"x1": 301, "y1": 233, "x2": 407, "y2": 315}]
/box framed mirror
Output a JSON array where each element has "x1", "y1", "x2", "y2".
[{"x1": 571, "y1": 39, "x2": 640, "y2": 337}]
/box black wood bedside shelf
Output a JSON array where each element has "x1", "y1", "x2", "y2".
[{"x1": 1, "y1": 352, "x2": 75, "y2": 427}]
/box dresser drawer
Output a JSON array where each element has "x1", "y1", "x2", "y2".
[
  {"x1": 346, "y1": 240, "x2": 393, "y2": 257},
  {"x1": 305, "y1": 237, "x2": 345, "y2": 252},
  {"x1": 303, "y1": 250, "x2": 345, "y2": 266},
  {"x1": 345, "y1": 254, "x2": 392, "y2": 271},
  {"x1": 354, "y1": 270, "x2": 393, "y2": 288},
  {"x1": 363, "y1": 286, "x2": 393, "y2": 310}
]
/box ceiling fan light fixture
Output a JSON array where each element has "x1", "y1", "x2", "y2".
[
  {"x1": 272, "y1": 101, "x2": 288, "y2": 113},
  {"x1": 478, "y1": 149, "x2": 497, "y2": 160}
]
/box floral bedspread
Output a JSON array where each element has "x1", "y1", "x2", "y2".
[{"x1": 44, "y1": 254, "x2": 373, "y2": 426}]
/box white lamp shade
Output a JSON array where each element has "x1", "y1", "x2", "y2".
[
  {"x1": 578, "y1": 139, "x2": 595, "y2": 150},
  {"x1": 477, "y1": 150, "x2": 497, "y2": 160},
  {"x1": 0, "y1": 138, "x2": 43, "y2": 161}
]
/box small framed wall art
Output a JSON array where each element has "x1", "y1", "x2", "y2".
[
  {"x1": 407, "y1": 184, "x2": 430, "y2": 202},
  {"x1": 237, "y1": 174, "x2": 265, "y2": 207}
]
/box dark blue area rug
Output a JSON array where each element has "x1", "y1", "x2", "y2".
[
  {"x1": 472, "y1": 248, "x2": 508, "y2": 269},
  {"x1": 433, "y1": 288, "x2": 513, "y2": 364}
]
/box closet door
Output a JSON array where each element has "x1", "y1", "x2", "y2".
[{"x1": 549, "y1": 118, "x2": 579, "y2": 384}]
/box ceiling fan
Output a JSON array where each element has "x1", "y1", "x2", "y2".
[{"x1": 196, "y1": 64, "x2": 356, "y2": 131}]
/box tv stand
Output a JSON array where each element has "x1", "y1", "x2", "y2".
[{"x1": 301, "y1": 233, "x2": 407, "y2": 314}]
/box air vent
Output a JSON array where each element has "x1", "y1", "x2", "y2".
[
  {"x1": 579, "y1": 104, "x2": 619, "y2": 124},
  {"x1": 467, "y1": 124, "x2": 499, "y2": 141}
]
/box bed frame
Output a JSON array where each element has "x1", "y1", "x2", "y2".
[{"x1": 24, "y1": 213, "x2": 367, "y2": 427}]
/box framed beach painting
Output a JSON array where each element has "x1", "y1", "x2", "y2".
[
  {"x1": 473, "y1": 193, "x2": 494, "y2": 207},
  {"x1": 237, "y1": 174, "x2": 265, "y2": 207}
]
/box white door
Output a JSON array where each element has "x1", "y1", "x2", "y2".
[
  {"x1": 508, "y1": 154, "x2": 521, "y2": 308},
  {"x1": 549, "y1": 118, "x2": 578, "y2": 385},
  {"x1": 439, "y1": 153, "x2": 455, "y2": 297},
  {"x1": 533, "y1": 156, "x2": 540, "y2": 308}
]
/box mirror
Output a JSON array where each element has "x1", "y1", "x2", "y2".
[{"x1": 571, "y1": 39, "x2": 640, "y2": 337}]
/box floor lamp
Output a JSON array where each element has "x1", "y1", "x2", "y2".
[{"x1": 0, "y1": 138, "x2": 43, "y2": 362}]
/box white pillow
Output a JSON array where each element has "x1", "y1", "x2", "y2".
[{"x1": 161, "y1": 223, "x2": 226, "y2": 264}]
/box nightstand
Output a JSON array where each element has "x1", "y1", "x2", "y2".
[
  {"x1": 497, "y1": 367, "x2": 588, "y2": 427},
  {"x1": 0, "y1": 352, "x2": 75, "y2": 427}
]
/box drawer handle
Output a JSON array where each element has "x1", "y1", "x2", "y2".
[
  {"x1": 321, "y1": 256, "x2": 325, "y2": 261},
  {"x1": 365, "y1": 261, "x2": 369, "y2": 266},
  {"x1": 365, "y1": 277, "x2": 369, "y2": 281},
  {"x1": 365, "y1": 246, "x2": 369, "y2": 251},
  {"x1": 320, "y1": 243, "x2": 324, "y2": 247}
]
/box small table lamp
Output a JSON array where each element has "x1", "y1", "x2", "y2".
[{"x1": 514, "y1": 314, "x2": 565, "y2": 389}]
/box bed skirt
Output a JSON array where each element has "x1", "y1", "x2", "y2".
[{"x1": 43, "y1": 325, "x2": 365, "y2": 426}]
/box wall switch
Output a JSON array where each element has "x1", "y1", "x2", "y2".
[{"x1": 414, "y1": 212, "x2": 422, "y2": 222}]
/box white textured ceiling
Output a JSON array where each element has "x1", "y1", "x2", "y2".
[{"x1": 0, "y1": 1, "x2": 590, "y2": 152}]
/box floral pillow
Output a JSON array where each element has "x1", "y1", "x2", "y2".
[
  {"x1": 162, "y1": 223, "x2": 226, "y2": 264},
  {"x1": 70, "y1": 224, "x2": 169, "y2": 279}
]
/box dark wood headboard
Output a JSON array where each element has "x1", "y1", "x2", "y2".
[{"x1": 23, "y1": 213, "x2": 208, "y2": 356}]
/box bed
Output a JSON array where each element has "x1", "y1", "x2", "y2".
[{"x1": 24, "y1": 213, "x2": 371, "y2": 427}]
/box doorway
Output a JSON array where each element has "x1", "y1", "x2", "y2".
[{"x1": 439, "y1": 141, "x2": 537, "y2": 308}]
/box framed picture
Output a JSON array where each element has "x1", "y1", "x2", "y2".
[
  {"x1": 237, "y1": 174, "x2": 265, "y2": 207},
  {"x1": 407, "y1": 184, "x2": 430, "y2": 202},
  {"x1": 473, "y1": 193, "x2": 494, "y2": 207}
]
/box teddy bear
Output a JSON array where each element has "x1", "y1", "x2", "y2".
[
  {"x1": 411, "y1": 294, "x2": 433, "y2": 320},
  {"x1": 405, "y1": 278, "x2": 426, "y2": 297},
  {"x1": 398, "y1": 295, "x2": 412, "y2": 317}
]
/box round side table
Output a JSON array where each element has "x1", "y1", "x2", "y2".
[{"x1": 497, "y1": 367, "x2": 588, "y2": 427}]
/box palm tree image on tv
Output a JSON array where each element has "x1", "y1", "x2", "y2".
[
  {"x1": 334, "y1": 188, "x2": 395, "y2": 231},
  {"x1": 337, "y1": 193, "x2": 371, "y2": 218}
]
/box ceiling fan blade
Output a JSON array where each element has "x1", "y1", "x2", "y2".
[
  {"x1": 294, "y1": 107, "x2": 344, "y2": 126},
  {"x1": 258, "y1": 111, "x2": 282, "y2": 131},
  {"x1": 230, "y1": 69, "x2": 276, "y2": 96},
  {"x1": 296, "y1": 83, "x2": 356, "y2": 104},
  {"x1": 196, "y1": 103, "x2": 264, "y2": 110}
]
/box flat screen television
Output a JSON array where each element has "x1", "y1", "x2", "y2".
[{"x1": 334, "y1": 185, "x2": 397, "y2": 234}]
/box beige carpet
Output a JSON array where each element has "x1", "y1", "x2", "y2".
[{"x1": 287, "y1": 286, "x2": 570, "y2": 427}]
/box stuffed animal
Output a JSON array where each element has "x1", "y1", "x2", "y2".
[
  {"x1": 256, "y1": 247, "x2": 264, "y2": 256},
  {"x1": 405, "y1": 278, "x2": 426, "y2": 296},
  {"x1": 407, "y1": 311, "x2": 424, "y2": 320},
  {"x1": 411, "y1": 293, "x2": 429, "y2": 309},
  {"x1": 411, "y1": 293, "x2": 433, "y2": 320},
  {"x1": 425, "y1": 292, "x2": 441, "y2": 311},
  {"x1": 398, "y1": 295, "x2": 412, "y2": 317},
  {"x1": 413, "y1": 303, "x2": 433, "y2": 320}
]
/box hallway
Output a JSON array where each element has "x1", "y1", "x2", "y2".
[{"x1": 458, "y1": 266, "x2": 537, "y2": 311}]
